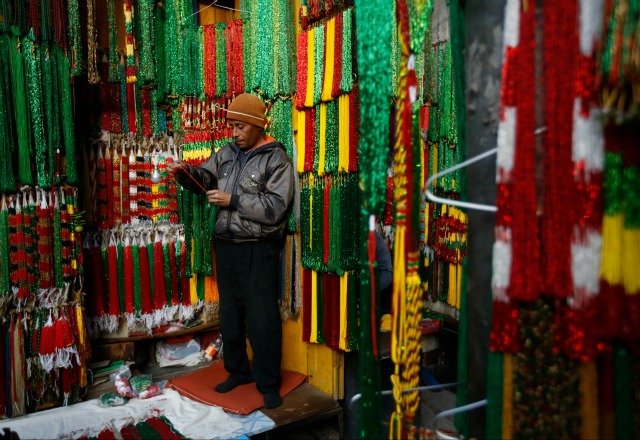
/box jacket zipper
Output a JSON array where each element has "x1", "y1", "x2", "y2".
[{"x1": 225, "y1": 147, "x2": 268, "y2": 235}]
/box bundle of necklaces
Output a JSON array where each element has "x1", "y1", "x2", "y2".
[
  {"x1": 486, "y1": 1, "x2": 640, "y2": 439},
  {"x1": 295, "y1": 5, "x2": 361, "y2": 352}
]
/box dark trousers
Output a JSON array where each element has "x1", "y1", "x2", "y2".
[{"x1": 214, "y1": 239, "x2": 283, "y2": 394}]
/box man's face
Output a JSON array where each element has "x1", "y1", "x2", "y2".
[{"x1": 228, "y1": 119, "x2": 263, "y2": 150}]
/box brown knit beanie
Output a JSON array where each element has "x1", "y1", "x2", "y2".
[{"x1": 225, "y1": 93, "x2": 267, "y2": 129}]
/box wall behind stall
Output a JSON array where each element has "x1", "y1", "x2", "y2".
[{"x1": 463, "y1": 0, "x2": 505, "y2": 437}]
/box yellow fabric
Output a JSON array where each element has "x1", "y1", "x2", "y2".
[
  {"x1": 296, "y1": 109, "x2": 306, "y2": 172},
  {"x1": 380, "y1": 313, "x2": 391, "y2": 332},
  {"x1": 310, "y1": 270, "x2": 318, "y2": 343},
  {"x1": 622, "y1": 228, "x2": 640, "y2": 294},
  {"x1": 321, "y1": 18, "x2": 336, "y2": 101},
  {"x1": 318, "y1": 103, "x2": 327, "y2": 176},
  {"x1": 601, "y1": 214, "x2": 623, "y2": 285},
  {"x1": 305, "y1": 28, "x2": 315, "y2": 107},
  {"x1": 447, "y1": 263, "x2": 456, "y2": 307},
  {"x1": 339, "y1": 272, "x2": 349, "y2": 351},
  {"x1": 76, "y1": 306, "x2": 87, "y2": 387}
]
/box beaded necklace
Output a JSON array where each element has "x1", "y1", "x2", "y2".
[
  {"x1": 339, "y1": 8, "x2": 353, "y2": 93},
  {"x1": 313, "y1": 24, "x2": 324, "y2": 106},
  {"x1": 58, "y1": 46, "x2": 78, "y2": 184},
  {"x1": 204, "y1": 25, "x2": 217, "y2": 98},
  {"x1": 107, "y1": 0, "x2": 119, "y2": 83},
  {"x1": 274, "y1": 0, "x2": 296, "y2": 96},
  {"x1": 0, "y1": 197, "x2": 11, "y2": 297},
  {"x1": 52, "y1": 0, "x2": 67, "y2": 50},
  {"x1": 23, "y1": 34, "x2": 49, "y2": 188},
  {"x1": 296, "y1": 32, "x2": 309, "y2": 109},
  {"x1": 254, "y1": 0, "x2": 275, "y2": 98},
  {"x1": 138, "y1": 0, "x2": 155, "y2": 85},
  {"x1": 215, "y1": 23, "x2": 227, "y2": 97},
  {"x1": 67, "y1": 0, "x2": 81, "y2": 76},
  {"x1": 87, "y1": 0, "x2": 101, "y2": 85},
  {"x1": 123, "y1": 0, "x2": 136, "y2": 83},
  {"x1": 0, "y1": 37, "x2": 16, "y2": 192}
]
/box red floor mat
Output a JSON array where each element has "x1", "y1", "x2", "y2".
[{"x1": 166, "y1": 361, "x2": 307, "y2": 414}]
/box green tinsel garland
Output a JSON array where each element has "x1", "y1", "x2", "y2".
[
  {"x1": 313, "y1": 24, "x2": 324, "y2": 106},
  {"x1": 24, "y1": 34, "x2": 49, "y2": 188},
  {"x1": 8, "y1": 34, "x2": 30, "y2": 187},
  {"x1": 117, "y1": 241, "x2": 125, "y2": 312},
  {"x1": 241, "y1": 1, "x2": 256, "y2": 91},
  {"x1": 150, "y1": 89, "x2": 159, "y2": 135},
  {"x1": 341, "y1": 173, "x2": 360, "y2": 270},
  {"x1": 215, "y1": 23, "x2": 227, "y2": 97},
  {"x1": 196, "y1": 27, "x2": 204, "y2": 99},
  {"x1": 273, "y1": 0, "x2": 296, "y2": 96},
  {"x1": 202, "y1": 203, "x2": 213, "y2": 277},
  {"x1": 311, "y1": 176, "x2": 324, "y2": 271},
  {"x1": 176, "y1": 238, "x2": 183, "y2": 302},
  {"x1": 623, "y1": 165, "x2": 640, "y2": 228},
  {"x1": 389, "y1": 0, "x2": 400, "y2": 99},
  {"x1": 192, "y1": 192, "x2": 203, "y2": 275},
  {"x1": 328, "y1": 180, "x2": 342, "y2": 274},
  {"x1": 101, "y1": 244, "x2": 111, "y2": 310},
  {"x1": 254, "y1": 0, "x2": 275, "y2": 98},
  {"x1": 339, "y1": 8, "x2": 353, "y2": 93},
  {"x1": 57, "y1": 46, "x2": 78, "y2": 184},
  {"x1": 0, "y1": 36, "x2": 16, "y2": 192},
  {"x1": 132, "y1": 240, "x2": 142, "y2": 315},
  {"x1": 324, "y1": 100, "x2": 338, "y2": 174},
  {"x1": 42, "y1": 46, "x2": 59, "y2": 186},
  {"x1": 154, "y1": 4, "x2": 166, "y2": 94},
  {"x1": 268, "y1": 98, "x2": 294, "y2": 158},
  {"x1": 146, "y1": 238, "x2": 155, "y2": 299},
  {"x1": 67, "y1": 0, "x2": 82, "y2": 76},
  {"x1": 138, "y1": 0, "x2": 155, "y2": 86},
  {"x1": 0, "y1": 203, "x2": 10, "y2": 296},
  {"x1": 163, "y1": 0, "x2": 178, "y2": 97},
  {"x1": 107, "y1": 0, "x2": 119, "y2": 83},
  {"x1": 604, "y1": 152, "x2": 623, "y2": 216},
  {"x1": 300, "y1": 177, "x2": 312, "y2": 268},
  {"x1": 120, "y1": 66, "x2": 129, "y2": 133},
  {"x1": 314, "y1": 106, "x2": 320, "y2": 171}
]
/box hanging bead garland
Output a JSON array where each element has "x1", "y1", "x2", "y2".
[{"x1": 67, "y1": 0, "x2": 82, "y2": 76}]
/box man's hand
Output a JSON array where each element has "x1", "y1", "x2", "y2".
[
  {"x1": 166, "y1": 158, "x2": 184, "y2": 175},
  {"x1": 207, "y1": 189, "x2": 232, "y2": 207}
]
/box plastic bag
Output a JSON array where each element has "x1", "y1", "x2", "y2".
[
  {"x1": 130, "y1": 374, "x2": 153, "y2": 394},
  {"x1": 110, "y1": 365, "x2": 135, "y2": 398},
  {"x1": 98, "y1": 392, "x2": 129, "y2": 407}
]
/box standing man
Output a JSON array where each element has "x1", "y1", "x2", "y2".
[{"x1": 167, "y1": 93, "x2": 294, "y2": 409}]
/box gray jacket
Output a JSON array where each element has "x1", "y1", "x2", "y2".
[{"x1": 176, "y1": 141, "x2": 294, "y2": 242}]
